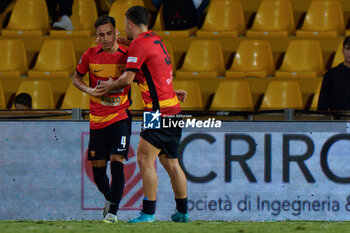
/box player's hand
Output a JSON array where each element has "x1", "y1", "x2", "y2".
[
  {"x1": 95, "y1": 38, "x2": 100, "y2": 46},
  {"x1": 95, "y1": 77, "x2": 114, "y2": 96},
  {"x1": 117, "y1": 36, "x2": 132, "y2": 46},
  {"x1": 175, "y1": 89, "x2": 187, "y2": 103},
  {"x1": 86, "y1": 87, "x2": 103, "y2": 97}
]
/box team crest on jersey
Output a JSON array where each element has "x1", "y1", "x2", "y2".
[{"x1": 91, "y1": 151, "x2": 95, "y2": 157}]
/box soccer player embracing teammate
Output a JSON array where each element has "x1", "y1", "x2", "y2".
[{"x1": 96, "y1": 6, "x2": 190, "y2": 223}]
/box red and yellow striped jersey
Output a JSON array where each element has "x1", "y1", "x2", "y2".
[
  {"x1": 125, "y1": 31, "x2": 181, "y2": 116},
  {"x1": 76, "y1": 45, "x2": 131, "y2": 129}
]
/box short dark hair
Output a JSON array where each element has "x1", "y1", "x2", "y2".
[
  {"x1": 14, "y1": 93, "x2": 32, "y2": 108},
  {"x1": 343, "y1": 36, "x2": 350, "y2": 48},
  {"x1": 94, "y1": 15, "x2": 116, "y2": 29},
  {"x1": 125, "y1": 6, "x2": 149, "y2": 26}
]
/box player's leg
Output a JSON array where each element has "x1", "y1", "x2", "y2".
[
  {"x1": 91, "y1": 160, "x2": 110, "y2": 200},
  {"x1": 89, "y1": 128, "x2": 111, "y2": 217},
  {"x1": 107, "y1": 155, "x2": 125, "y2": 216},
  {"x1": 128, "y1": 137, "x2": 160, "y2": 223},
  {"x1": 137, "y1": 137, "x2": 160, "y2": 208},
  {"x1": 103, "y1": 118, "x2": 131, "y2": 223},
  {"x1": 159, "y1": 155, "x2": 187, "y2": 198},
  {"x1": 103, "y1": 155, "x2": 124, "y2": 223},
  {"x1": 158, "y1": 121, "x2": 190, "y2": 222},
  {"x1": 159, "y1": 154, "x2": 190, "y2": 222}
]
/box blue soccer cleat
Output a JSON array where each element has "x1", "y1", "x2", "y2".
[
  {"x1": 171, "y1": 211, "x2": 190, "y2": 223},
  {"x1": 128, "y1": 212, "x2": 156, "y2": 223}
]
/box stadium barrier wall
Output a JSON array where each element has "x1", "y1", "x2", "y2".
[{"x1": 1, "y1": 120, "x2": 350, "y2": 221}]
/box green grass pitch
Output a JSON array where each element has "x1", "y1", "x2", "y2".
[{"x1": 1, "y1": 220, "x2": 350, "y2": 233}]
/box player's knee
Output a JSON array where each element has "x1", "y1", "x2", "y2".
[
  {"x1": 136, "y1": 150, "x2": 153, "y2": 170},
  {"x1": 110, "y1": 154, "x2": 124, "y2": 163},
  {"x1": 136, "y1": 149, "x2": 146, "y2": 165},
  {"x1": 168, "y1": 162, "x2": 182, "y2": 175},
  {"x1": 91, "y1": 159, "x2": 107, "y2": 168},
  {"x1": 136, "y1": 154, "x2": 145, "y2": 169}
]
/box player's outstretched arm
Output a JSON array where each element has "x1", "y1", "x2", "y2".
[
  {"x1": 174, "y1": 89, "x2": 187, "y2": 103},
  {"x1": 95, "y1": 71, "x2": 136, "y2": 96}
]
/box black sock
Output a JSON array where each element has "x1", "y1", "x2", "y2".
[
  {"x1": 176, "y1": 198, "x2": 188, "y2": 214},
  {"x1": 109, "y1": 203, "x2": 117, "y2": 215},
  {"x1": 142, "y1": 200, "x2": 156, "y2": 215},
  {"x1": 92, "y1": 167, "x2": 111, "y2": 201},
  {"x1": 109, "y1": 161, "x2": 125, "y2": 215}
]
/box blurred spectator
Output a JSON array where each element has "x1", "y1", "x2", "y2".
[
  {"x1": 46, "y1": 0, "x2": 74, "y2": 30},
  {"x1": 14, "y1": 93, "x2": 32, "y2": 110},
  {"x1": 153, "y1": 0, "x2": 209, "y2": 30},
  {"x1": 318, "y1": 36, "x2": 350, "y2": 111}
]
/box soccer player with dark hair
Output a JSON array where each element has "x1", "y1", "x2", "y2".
[
  {"x1": 318, "y1": 36, "x2": 350, "y2": 110},
  {"x1": 72, "y1": 15, "x2": 131, "y2": 223},
  {"x1": 96, "y1": 6, "x2": 189, "y2": 223}
]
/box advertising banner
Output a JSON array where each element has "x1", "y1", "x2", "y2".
[{"x1": 1, "y1": 121, "x2": 350, "y2": 221}]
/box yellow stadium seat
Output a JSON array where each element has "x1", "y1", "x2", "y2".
[
  {"x1": 296, "y1": 1, "x2": 345, "y2": 38},
  {"x1": 173, "y1": 80, "x2": 202, "y2": 110},
  {"x1": 152, "y1": 4, "x2": 197, "y2": 38},
  {"x1": 210, "y1": 80, "x2": 254, "y2": 111},
  {"x1": 61, "y1": 82, "x2": 90, "y2": 109},
  {"x1": 310, "y1": 82, "x2": 322, "y2": 110},
  {"x1": 2, "y1": 0, "x2": 50, "y2": 37},
  {"x1": 225, "y1": 40, "x2": 274, "y2": 78},
  {"x1": 260, "y1": 81, "x2": 303, "y2": 110},
  {"x1": 0, "y1": 40, "x2": 28, "y2": 78},
  {"x1": 130, "y1": 82, "x2": 144, "y2": 110},
  {"x1": 97, "y1": 0, "x2": 112, "y2": 12},
  {"x1": 0, "y1": 1, "x2": 15, "y2": 34},
  {"x1": 197, "y1": 0, "x2": 245, "y2": 38},
  {"x1": 28, "y1": 40, "x2": 76, "y2": 78},
  {"x1": 15, "y1": 81, "x2": 54, "y2": 109},
  {"x1": 176, "y1": 40, "x2": 225, "y2": 78},
  {"x1": 0, "y1": 81, "x2": 5, "y2": 109},
  {"x1": 51, "y1": 0, "x2": 98, "y2": 37},
  {"x1": 247, "y1": 0, "x2": 295, "y2": 38},
  {"x1": 275, "y1": 40, "x2": 323, "y2": 78},
  {"x1": 331, "y1": 41, "x2": 343, "y2": 68},
  {"x1": 109, "y1": 0, "x2": 144, "y2": 35}
]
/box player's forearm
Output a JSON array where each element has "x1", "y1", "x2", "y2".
[
  {"x1": 111, "y1": 71, "x2": 135, "y2": 90},
  {"x1": 110, "y1": 78, "x2": 130, "y2": 90},
  {"x1": 72, "y1": 71, "x2": 92, "y2": 94}
]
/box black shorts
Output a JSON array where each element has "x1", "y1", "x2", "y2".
[
  {"x1": 88, "y1": 116, "x2": 131, "y2": 161},
  {"x1": 140, "y1": 117, "x2": 182, "y2": 159}
]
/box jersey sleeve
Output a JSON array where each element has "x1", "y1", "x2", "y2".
[
  {"x1": 76, "y1": 49, "x2": 90, "y2": 76},
  {"x1": 118, "y1": 45, "x2": 128, "y2": 55},
  {"x1": 125, "y1": 41, "x2": 147, "y2": 72}
]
